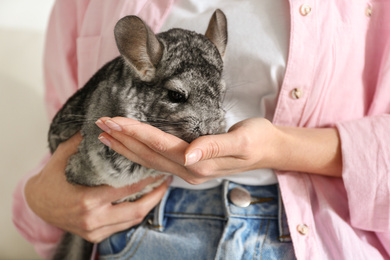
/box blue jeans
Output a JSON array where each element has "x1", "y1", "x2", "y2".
[{"x1": 98, "y1": 181, "x2": 296, "y2": 259}]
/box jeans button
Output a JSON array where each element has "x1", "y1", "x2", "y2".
[{"x1": 229, "y1": 187, "x2": 251, "y2": 207}]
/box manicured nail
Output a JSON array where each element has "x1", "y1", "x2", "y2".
[
  {"x1": 105, "y1": 120, "x2": 122, "y2": 132},
  {"x1": 95, "y1": 120, "x2": 111, "y2": 133},
  {"x1": 185, "y1": 149, "x2": 202, "y2": 166},
  {"x1": 98, "y1": 135, "x2": 111, "y2": 147}
]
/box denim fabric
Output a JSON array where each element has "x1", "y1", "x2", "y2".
[{"x1": 98, "y1": 181, "x2": 295, "y2": 260}]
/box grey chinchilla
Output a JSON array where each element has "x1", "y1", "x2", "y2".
[{"x1": 50, "y1": 9, "x2": 228, "y2": 260}]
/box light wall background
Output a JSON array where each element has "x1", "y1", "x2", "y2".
[{"x1": 0, "y1": 0, "x2": 55, "y2": 259}]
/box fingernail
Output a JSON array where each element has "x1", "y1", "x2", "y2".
[
  {"x1": 105, "y1": 120, "x2": 122, "y2": 132},
  {"x1": 98, "y1": 135, "x2": 111, "y2": 147},
  {"x1": 185, "y1": 149, "x2": 202, "y2": 166},
  {"x1": 95, "y1": 120, "x2": 111, "y2": 133}
]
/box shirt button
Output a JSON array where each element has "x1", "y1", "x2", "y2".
[
  {"x1": 291, "y1": 88, "x2": 303, "y2": 99},
  {"x1": 229, "y1": 187, "x2": 251, "y2": 208},
  {"x1": 300, "y1": 4, "x2": 312, "y2": 16},
  {"x1": 365, "y1": 5, "x2": 373, "y2": 17},
  {"x1": 297, "y1": 224, "x2": 309, "y2": 235}
]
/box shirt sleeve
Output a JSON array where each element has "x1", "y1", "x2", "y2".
[
  {"x1": 44, "y1": 0, "x2": 88, "y2": 120},
  {"x1": 12, "y1": 0, "x2": 88, "y2": 258},
  {"x1": 336, "y1": 35, "x2": 390, "y2": 233},
  {"x1": 337, "y1": 114, "x2": 390, "y2": 232},
  {"x1": 12, "y1": 154, "x2": 64, "y2": 259}
]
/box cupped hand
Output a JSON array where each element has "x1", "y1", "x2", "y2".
[
  {"x1": 96, "y1": 116, "x2": 342, "y2": 183},
  {"x1": 25, "y1": 133, "x2": 171, "y2": 243},
  {"x1": 95, "y1": 117, "x2": 279, "y2": 185}
]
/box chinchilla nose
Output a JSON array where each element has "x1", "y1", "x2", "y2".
[
  {"x1": 194, "y1": 126, "x2": 208, "y2": 136},
  {"x1": 196, "y1": 121, "x2": 219, "y2": 136},
  {"x1": 195, "y1": 112, "x2": 226, "y2": 137}
]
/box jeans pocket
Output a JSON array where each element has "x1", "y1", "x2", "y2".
[{"x1": 98, "y1": 218, "x2": 149, "y2": 259}]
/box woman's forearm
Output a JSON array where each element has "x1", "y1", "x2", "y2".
[{"x1": 271, "y1": 126, "x2": 342, "y2": 177}]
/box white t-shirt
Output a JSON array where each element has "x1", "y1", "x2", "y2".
[{"x1": 161, "y1": 0, "x2": 290, "y2": 189}]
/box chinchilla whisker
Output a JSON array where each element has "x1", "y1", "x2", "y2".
[
  {"x1": 56, "y1": 120, "x2": 89, "y2": 125},
  {"x1": 55, "y1": 115, "x2": 197, "y2": 129},
  {"x1": 56, "y1": 117, "x2": 88, "y2": 122},
  {"x1": 144, "y1": 121, "x2": 186, "y2": 126},
  {"x1": 55, "y1": 118, "x2": 105, "y2": 125},
  {"x1": 223, "y1": 99, "x2": 238, "y2": 112},
  {"x1": 148, "y1": 119, "x2": 184, "y2": 124},
  {"x1": 225, "y1": 79, "x2": 258, "y2": 91},
  {"x1": 100, "y1": 120, "x2": 186, "y2": 129},
  {"x1": 59, "y1": 114, "x2": 90, "y2": 118},
  {"x1": 145, "y1": 118, "x2": 186, "y2": 123}
]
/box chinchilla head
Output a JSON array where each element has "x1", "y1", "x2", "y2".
[{"x1": 114, "y1": 9, "x2": 228, "y2": 142}]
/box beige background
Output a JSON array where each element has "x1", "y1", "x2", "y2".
[{"x1": 0, "y1": 0, "x2": 54, "y2": 259}]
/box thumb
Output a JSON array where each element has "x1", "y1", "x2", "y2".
[
  {"x1": 57, "y1": 132, "x2": 83, "y2": 156},
  {"x1": 184, "y1": 132, "x2": 237, "y2": 166}
]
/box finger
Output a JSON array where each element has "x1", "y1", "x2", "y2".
[
  {"x1": 184, "y1": 131, "x2": 244, "y2": 166},
  {"x1": 98, "y1": 131, "x2": 188, "y2": 175},
  {"x1": 98, "y1": 117, "x2": 188, "y2": 164},
  {"x1": 56, "y1": 132, "x2": 83, "y2": 156},
  {"x1": 83, "y1": 220, "x2": 140, "y2": 243},
  {"x1": 46, "y1": 133, "x2": 83, "y2": 180},
  {"x1": 108, "y1": 176, "x2": 170, "y2": 222},
  {"x1": 176, "y1": 156, "x2": 247, "y2": 185},
  {"x1": 187, "y1": 155, "x2": 253, "y2": 177},
  {"x1": 98, "y1": 131, "x2": 164, "y2": 167},
  {"x1": 88, "y1": 175, "x2": 172, "y2": 205},
  {"x1": 83, "y1": 177, "x2": 171, "y2": 240}
]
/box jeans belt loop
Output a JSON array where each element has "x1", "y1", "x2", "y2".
[
  {"x1": 222, "y1": 180, "x2": 231, "y2": 218},
  {"x1": 277, "y1": 185, "x2": 292, "y2": 242},
  {"x1": 151, "y1": 187, "x2": 172, "y2": 232}
]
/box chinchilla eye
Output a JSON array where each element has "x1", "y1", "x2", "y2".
[{"x1": 168, "y1": 90, "x2": 187, "y2": 103}]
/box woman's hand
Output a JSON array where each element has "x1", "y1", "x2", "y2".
[
  {"x1": 96, "y1": 117, "x2": 342, "y2": 186},
  {"x1": 96, "y1": 117, "x2": 277, "y2": 185},
  {"x1": 25, "y1": 133, "x2": 171, "y2": 243}
]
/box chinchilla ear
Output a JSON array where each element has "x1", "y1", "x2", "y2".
[
  {"x1": 205, "y1": 9, "x2": 228, "y2": 58},
  {"x1": 114, "y1": 16, "x2": 163, "y2": 82}
]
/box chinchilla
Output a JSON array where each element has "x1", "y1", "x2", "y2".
[{"x1": 50, "y1": 9, "x2": 228, "y2": 260}]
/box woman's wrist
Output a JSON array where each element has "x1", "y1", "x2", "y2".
[{"x1": 269, "y1": 125, "x2": 342, "y2": 177}]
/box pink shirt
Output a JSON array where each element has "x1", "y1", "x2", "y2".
[{"x1": 13, "y1": 0, "x2": 390, "y2": 259}]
